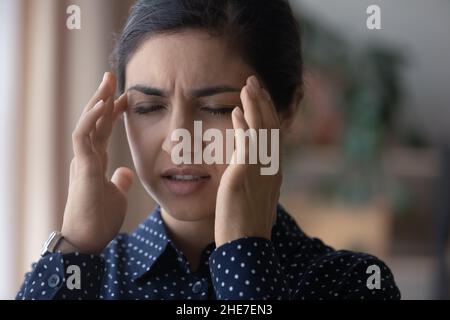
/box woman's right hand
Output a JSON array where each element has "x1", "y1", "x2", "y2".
[{"x1": 60, "y1": 72, "x2": 134, "y2": 254}]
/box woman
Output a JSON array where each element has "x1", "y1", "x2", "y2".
[{"x1": 17, "y1": 0, "x2": 400, "y2": 300}]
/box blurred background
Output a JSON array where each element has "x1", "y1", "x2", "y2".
[{"x1": 0, "y1": 0, "x2": 449, "y2": 299}]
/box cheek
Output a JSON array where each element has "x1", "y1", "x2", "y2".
[
  {"x1": 202, "y1": 120, "x2": 233, "y2": 181},
  {"x1": 125, "y1": 118, "x2": 165, "y2": 176}
]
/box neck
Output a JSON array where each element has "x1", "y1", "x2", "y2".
[{"x1": 160, "y1": 207, "x2": 215, "y2": 273}]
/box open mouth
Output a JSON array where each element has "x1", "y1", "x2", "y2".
[
  {"x1": 162, "y1": 175, "x2": 211, "y2": 196},
  {"x1": 161, "y1": 167, "x2": 211, "y2": 195},
  {"x1": 163, "y1": 175, "x2": 210, "y2": 182}
]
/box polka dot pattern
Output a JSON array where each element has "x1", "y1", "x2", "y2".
[{"x1": 16, "y1": 204, "x2": 401, "y2": 300}]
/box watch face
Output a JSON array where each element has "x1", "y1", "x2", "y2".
[{"x1": 41, "y1": 231, "x2": 60, "y2": 256}]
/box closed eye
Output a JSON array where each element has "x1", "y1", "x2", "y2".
[
  {"x1": 132, "y1": 104, "x2": 166, "y2": 115},
  {"x1": 132, "y1": 104, "x2": 235, "y2": 116},
  {"x1": 201, "y1": 106, "x2": 235, "y2": 116}
]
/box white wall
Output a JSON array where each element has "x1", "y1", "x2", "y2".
[
  {"x1": 0, "y1": 0, "x2": 22, "y2": 299},
  {"x1": 292, "y1": 0, "x2": 450, "y2": 143}
]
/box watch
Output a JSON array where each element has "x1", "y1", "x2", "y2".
[{"x1": 41, "y1": 231, "x2": 64, "y2": 256}]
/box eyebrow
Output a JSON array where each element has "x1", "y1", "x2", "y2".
[{"x1": 127, "y1": 84, "x2": 241, "y2": 98}]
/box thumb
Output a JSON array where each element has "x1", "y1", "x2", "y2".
[{"x1": 111, "y1": 167, "x2": 134, "y2": 195}]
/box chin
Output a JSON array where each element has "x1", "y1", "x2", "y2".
[
  {"x1": 143, "y1": 172, "x2": 220, "y2": 221},
  {"x1": 160, "y1": 196, "x2": 216, "y2": 222}
]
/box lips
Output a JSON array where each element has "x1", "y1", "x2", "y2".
[
  {"x1": 161, "y1": 167, "x2": 210, "y2": 195},
  {"x1": 161, "y1": 167, "x2": 210, "y2": 179}
]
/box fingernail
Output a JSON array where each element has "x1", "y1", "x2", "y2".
[
  {"x1": 247, "y1": 76, "x2": 259, "y2": 98},
  {"x1": 245, "y1": 85, "x2": 255, "y2": 99},
  {"x1": 233, "y1": 107, "x2": 243, "y2": 119},
  {"x1": 98, "y1": 73, "x2": 107, "y2": 89},
  {"x1": 249, "y1": 76, "x2": 260, "y2": 91},
  {"x1": 102, "y1": 72, "x2": 108, "y2": 82}
]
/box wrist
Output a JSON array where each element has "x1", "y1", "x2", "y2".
[
  {"x1": 60, "y1": 232, "x2": 105, "y2": 255},
  {"x1": 55, "y1": 236, "x2": 79, "y2": 254},
  {"x1": 215, "y1": 232, "x2": 271, "y2": 248},
  {"x1": 41, "y1": 231, "x2": 82, "y2": 256}
]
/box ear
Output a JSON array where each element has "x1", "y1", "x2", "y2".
[{"x1": 279, "y1": 87, "x2": 303, "y2": 132}]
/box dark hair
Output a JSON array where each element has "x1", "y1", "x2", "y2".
[{"x1": 111, "y1": 0, "x2": 303, "y2": 113}]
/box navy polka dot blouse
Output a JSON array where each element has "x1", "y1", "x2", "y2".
[{"x1": 16, "y1": 204, "x2": 401, "y2": 300}]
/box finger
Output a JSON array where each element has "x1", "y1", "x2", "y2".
[
  {"x1": 111, "y1": 167, "x2": 134, "y2": 195},
  {"x1": 247, "y1": 75, "x2": 279, "y2": 130},
  {"x1": 250, "y1": 79, "x2": 273, "y2": 129},
  {"x1": 72, "y1": 100, "x2": 106, "y2": 157},
  {"x1": 253, "y1": 85, "x2": 282, "y2": 174},
  {"x1": 260, "y1": 88, "x2": 280, "y2": 129},
  {"x1": 82, "y1": 72, "x2": 116, "y2": 114},
  {"x1": 240, "y1": 76, "x2": 263, "y2": 129},
  {"x1": 69, "y1": 158, "x2": 75, "y2": 187},
  {"x1": 247, "y1": 76, "x2": 279, "y2": 129},
  {"x1": 112, "y1": 92, "x2": 128, "y2": 124},
  {"x1": 92, "y1": 92, "x2": 127, "y2": 175},
  {"x1": 94, "y1": 95, "x2": 115, "y2": 147},
  {"x1": 91, "y1": 91, "x2": 127, "y2": 157},
  {"x1": 231, "y1": 107, "x2": 250, "y2": 165},
  {"x1": 232, "y1": 106, "x2": 249, "y2": 130}
]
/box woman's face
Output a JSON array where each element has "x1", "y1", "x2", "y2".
[{"x1": 124, "y1": 29, "x2": 255, "y2": 222}]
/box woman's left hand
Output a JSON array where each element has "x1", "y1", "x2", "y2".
[{"x1": 215, "y1": 76, "x2": 283, "y2": 247}]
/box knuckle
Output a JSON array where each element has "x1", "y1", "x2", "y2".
[{"x1": 72, "y1": 130, "x2": 84, "y2": 142}]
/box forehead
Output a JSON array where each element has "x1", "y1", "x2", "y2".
[{"x1": 125, "y1": 30, "x2": 253, "y2": 90}]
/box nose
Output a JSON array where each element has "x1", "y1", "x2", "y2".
[{"x1": 161, "y1": 105, "x2": 203, "y2": 163}]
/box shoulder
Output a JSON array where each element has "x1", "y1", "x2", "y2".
[
  {"x1": 302, "y1": 249, "x2": 400, "y2": 299},
  {"x1": 272, "y1": 204, "x2": 401, "y2": 300}
]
